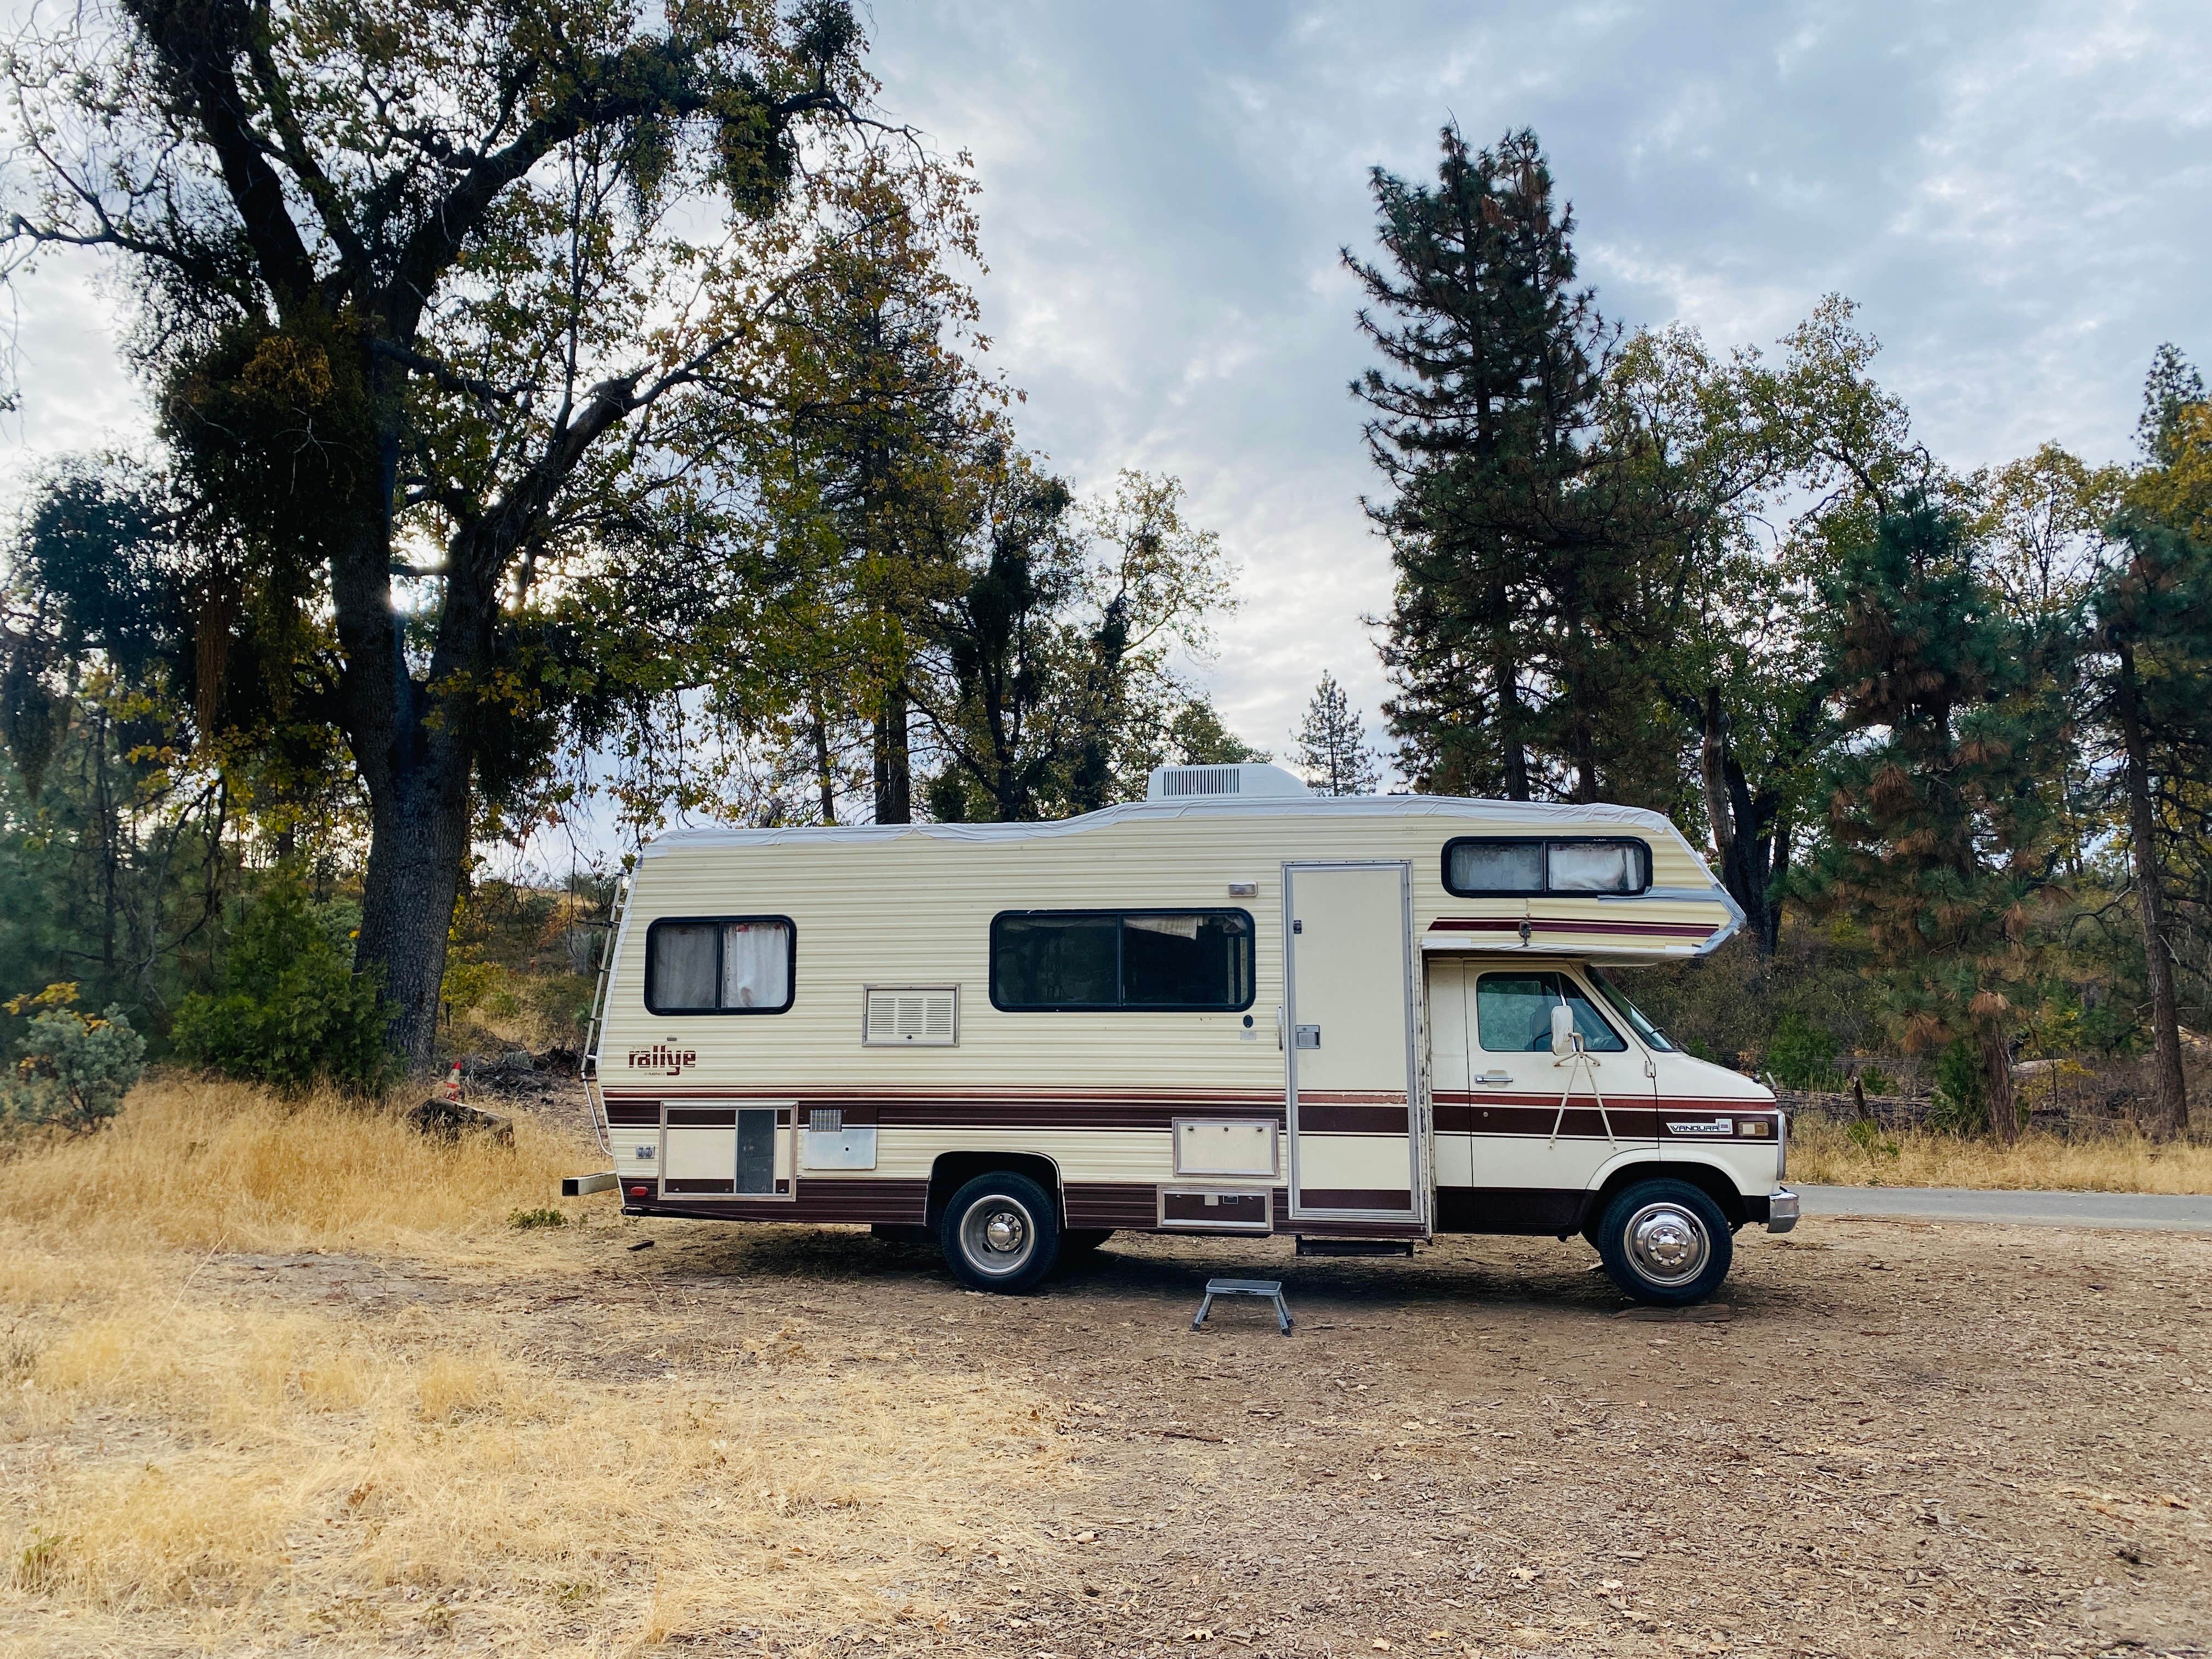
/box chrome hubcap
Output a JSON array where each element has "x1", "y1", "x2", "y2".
[
  {"x1": 961, "y1": 1198, "x2": 1036, "y2": 1277},
  {"x1": 1625, "y1": 1202, "x2": 1709, "y2": 1286}
]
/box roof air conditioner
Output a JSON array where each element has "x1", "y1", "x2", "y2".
[{"x1": 1146, "y1": 763, "x2": 1313, "y2": 801}]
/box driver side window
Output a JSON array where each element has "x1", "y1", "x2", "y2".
[{"x1": 1474, "y1": 971, "x2": 1626, "y2": 1053}]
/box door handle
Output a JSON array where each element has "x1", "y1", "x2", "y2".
[
  {"x1": 1475, "y1": 1069, "x2": 1513, "y2": 1085},
  {"x1": 1293, "y1": 1025, "x2": 1322, "y2": 1049}
]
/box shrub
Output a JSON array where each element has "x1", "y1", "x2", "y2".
[
  {"x1": 1, "y1": 983, "x2": 145, "y2": 1132},
  {"x1": 1767, "y1": 1011, "x2": 1844, "y2": 1090},
  {"x1": 1926, "y1": 1039, "x2": 1987, "y2": 1135},
  {"x1": 171, "y1": 880, "x2": 397, "y2": 1093},
  {"x1": 507, "y1": 1206, "x2": 566, "y2": 1230}
]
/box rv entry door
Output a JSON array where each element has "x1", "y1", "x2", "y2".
[{"x1": 1283, "y1": 862, "x2": 1423, "y2": 1226}]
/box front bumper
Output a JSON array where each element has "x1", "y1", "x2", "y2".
[{"x1": 1765, "y1": 1187, "x2": 1801, "y2": 1233}]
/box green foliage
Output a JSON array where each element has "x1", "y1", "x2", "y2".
[
  {"x1": 1, "y1": 983, "x2": 145, "y2": 1132},
  {"x1": 1765, "y1": 1012, "x2": 1843, "y2": 1090},
  {"x1": 171, "y1": 881, "x2": 396, "y2": 1094},
  {"x1": 1926, "y1": 1040, "x2": 1988, "y2": 1135},
  {"x1": 507, "y1": 1207, "x2": 566, "y2": 1231}
]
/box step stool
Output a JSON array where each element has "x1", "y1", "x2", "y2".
[{"x1": 1190, "y1": 1278, "x2": 1293, "y2": 1336}]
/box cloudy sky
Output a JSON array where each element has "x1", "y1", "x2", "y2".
[{"x1": 5, "y1": 0, "x2": 2209, "y2": 776}]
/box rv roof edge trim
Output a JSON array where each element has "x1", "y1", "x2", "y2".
[{"x1": 637, "y1": 794, "x2": 1682, "y2": 855}]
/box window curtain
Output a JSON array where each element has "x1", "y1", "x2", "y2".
[
  {"x1": 653, "y1": 924, "x2": 719, "y2": 1010},
  {"x1": 721, "y1": 922, "x2": 791, "y2": 1009}
]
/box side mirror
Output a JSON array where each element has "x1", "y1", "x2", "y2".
[{"x1": 1549, "y1": 1002, "x2": 1577, "y2": 1058}]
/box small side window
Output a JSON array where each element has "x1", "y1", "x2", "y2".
[
  {"x1": 645, "y1": 917, "x2": 795, "y2": 1015},
  {"x1": 1443, "y1": 837, "x2": 1650, "y2": 897},
  {"x1": 1474, "y1": 972, "x2": 1626, "y2": 1053}
]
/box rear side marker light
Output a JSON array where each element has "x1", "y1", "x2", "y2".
[
  {"x1": 628, "y1": 1185, "x2": 650, "y2": 1198},
  {"x1": 1741, "y1": 1122, "x2": 1771, "y2": 1138}
]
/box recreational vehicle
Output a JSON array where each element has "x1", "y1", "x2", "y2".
[{"x1": 578, "y1": 764, "x2": 1798, "y2": 1305}]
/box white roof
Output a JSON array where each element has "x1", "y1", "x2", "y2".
[{"x1": 637, "y1": 792, "x2": 1678, "y2": 856}]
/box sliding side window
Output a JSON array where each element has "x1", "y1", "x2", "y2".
[
  {"x1": 991, "y1": 911, "x2": 1255, "y2": 1012},
  {"x1": 645, "y1": 917, "x2": 795, "y2": 1015},
  {"x1": 1443, "y1": 837, "x2": 1651, "y2": 898}
]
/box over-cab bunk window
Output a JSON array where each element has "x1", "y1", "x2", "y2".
[
  {"x1": 645, "y1": 917, "x2": 795, "y2": 1015},
  {"x1": 1442, "y1": 836, "x2": 1651, "y2": 898},
  {"x1": 990, "y1": 911, "x2": 1255, "y2": 1012}
]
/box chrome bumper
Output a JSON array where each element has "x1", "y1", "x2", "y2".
[{"x1": 1766, "y1": 1188, "x2": 1801, "y2": 1233}]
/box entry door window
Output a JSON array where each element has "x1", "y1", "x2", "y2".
[
  {"x1": 736, "y1": 1108, "x2": 776, "y2": 1194},
  {"x1": 1474, "y1": 972, "x2": 1626, "y2": 1053}
]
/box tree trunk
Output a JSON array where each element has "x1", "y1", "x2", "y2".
[
  {"x1": 1494, "y1": 642, "x2": 1529, "y2": 802},
  {"x1": 2115, "y1": 644, "x2": 2190, "y2": 1138},
  {"x1": 811, "y1": 715, "x2": 836, "y2": 826},
  {"x1": 353, "y1": 743, "x2": 473, "y2": 1076},
  {"x1": 872, "y1": 682, "x2": 911, "y2": 824},
  {"x1": 1982, "y1": 1029, "x2": 2018, "y2": 1146}
]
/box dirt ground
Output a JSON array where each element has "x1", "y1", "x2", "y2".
[{"x1": 199, "y1": 1201, "x2": 2212, "y2": 1659}]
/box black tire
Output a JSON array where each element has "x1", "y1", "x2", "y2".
[
  {"x1": 940, "y1": 1171, "x2": 1062, "y2": 1294},
  {"x1": 1062, "y1": 1228, "x2": 1114, "y2": 1255},
  {"x1": 1594, "y1": 1178, "x2": 1733, "y2": 1305}
]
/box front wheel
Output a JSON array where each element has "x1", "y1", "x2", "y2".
[
  {"x1": 1594, "y1": 1179, "x2": 1732, "y2": 1305},
  {"x1": 940, "y1": 1172, "x2": 1061, "y2": 1294}
]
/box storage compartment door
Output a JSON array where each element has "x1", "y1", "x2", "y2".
[{"x1": 1284, "y1": 862, "x2": 1421, "y2": 1222}]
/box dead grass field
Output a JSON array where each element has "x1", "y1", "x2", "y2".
[
  {"x1": 0, "y1": 1080, "x2": 1074, "y2": 1656},
  {"x1": 2, "y1": 1078, "x2": 2209, "y2": 1658},
  {"x1": 1789, "y1": 1118, "x2": 2212, "y2": 1194}
]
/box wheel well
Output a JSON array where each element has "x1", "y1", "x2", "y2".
[
  {"x1": 925, "y1": 1153, "x2": 1063, "y2": 1229},
  {"x1": 1586, "y1": 1161, "x2": 1748, "y2": 1232}
]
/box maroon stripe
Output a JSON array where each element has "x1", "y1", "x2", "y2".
[
  {"x1": 1297, "y1": 1187, "x2": 1414, "y2": 1211},
  {"x1": 605, "y1": 1102, "x2": 661, "y2": 1125},
  {"x1": 1428, "y1": 917, "x2": 1714, "y2": 938},
  {"x1": 1296, "y1": 1102, "x2": 1412, "y2": 1133},
  {"x1": 1435, "y1": 1102, "x2": 1662, "y2": 1138},
  {"x1": 632, "y1": 1177, "x2": 928, "y2": 1227},
  {"x1": 1064, "y1": 1182, "x2": 1163, "y2": 1230}
]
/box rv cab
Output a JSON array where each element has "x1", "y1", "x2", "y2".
[{"x1": 580, "y1": 764, "x2": 1798, "y2": 1305}]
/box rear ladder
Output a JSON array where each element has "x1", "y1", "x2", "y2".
[{"x1": 577, "y1": 874, "x2": 631, "y2": 1161}]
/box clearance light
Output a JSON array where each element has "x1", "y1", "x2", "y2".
[
  {"x1": 1740, "y1": 1121, "x2": 1771, "y2": 1138},
  {"x1": 628, "y1": 1184, "x2": 650, "y2": 1198}
]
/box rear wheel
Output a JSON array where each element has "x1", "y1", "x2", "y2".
[
  {"x1": 940, "y1": 1171, "x2": 1061, "y2": 1294},
  {"x1": 1595, "y1": 1178, "x2": 1732, "y2": 1305}
]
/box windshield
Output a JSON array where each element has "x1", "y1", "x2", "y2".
[{"x1": 1585, "y1": 968, "x2": 1675, "y2": 1052}]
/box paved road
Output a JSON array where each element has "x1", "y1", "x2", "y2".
[{"x1": 1798, "y1": 1183, "x2": 2212, "y2": 1232}]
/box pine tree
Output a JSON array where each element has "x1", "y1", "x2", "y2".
[
  {"x1": 1799, "y1": 502, "x2": 2068, "y2": 1143},
  {"x1": 1350, "y1": 125, "x2": 1627, "y2": 802},
  {"x1": 1294, "y1": 673, "x2": 1381, "y2": 797},
  {"x1": 2083, "y1": 352, "x2": 2212, "y2": 1138}
]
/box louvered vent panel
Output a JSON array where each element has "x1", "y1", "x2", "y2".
[
  {"x1": 862, "y1": 987, "x2": 959, "y2": 1046},
  {"x1": 1156, "y1": 765, "x2": 1243, "y2": 798}
]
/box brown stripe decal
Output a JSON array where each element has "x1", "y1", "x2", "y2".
[
  {"x1": 605, "y1": 1102, "x2": 661, "y2": 1125},
  {"x1": 1295, "y1": 1102, "x2": 1412, "y2": 1133},
  {"x1": 631, "y1": 1177, "x2": 928, "y2": 1227},
  {"x1": 1065, "y1": 1182, "x2": 1166, "y2": 1231},
  {"x1": 1297, "y1": 1188, "x2": 1414, "y2": 1211},
  {"x1": 1428, "y1": 917, "x2": 1715, "y2": 939}
]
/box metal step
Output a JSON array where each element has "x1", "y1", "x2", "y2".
[{"x1": 1294, "y1": 1237, "x2": 1415, "y2": 1257}]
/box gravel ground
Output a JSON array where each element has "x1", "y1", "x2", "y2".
[{"x1": 220, "y1": 1191, "x2": 2212, "y2": 1659}]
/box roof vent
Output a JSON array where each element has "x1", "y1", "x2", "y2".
[{"x1": 1146, "y1": 763, "x2": 1313, "y2": 801}]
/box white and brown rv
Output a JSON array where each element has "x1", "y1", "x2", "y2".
[{"x1": 578, "y1": 763, "x2": 1798, "y2": 1304}]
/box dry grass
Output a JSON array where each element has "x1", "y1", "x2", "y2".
[
  {"x1": 0, "y1": 1079, "x2": 1077, "y2": 1655},
  {"x1": 1791, "y1": 1115, "x2": 2212, "y2": 1193},
  {"x1": 0, "y1": 1074, "x2": 590, "y2": 1255}
]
